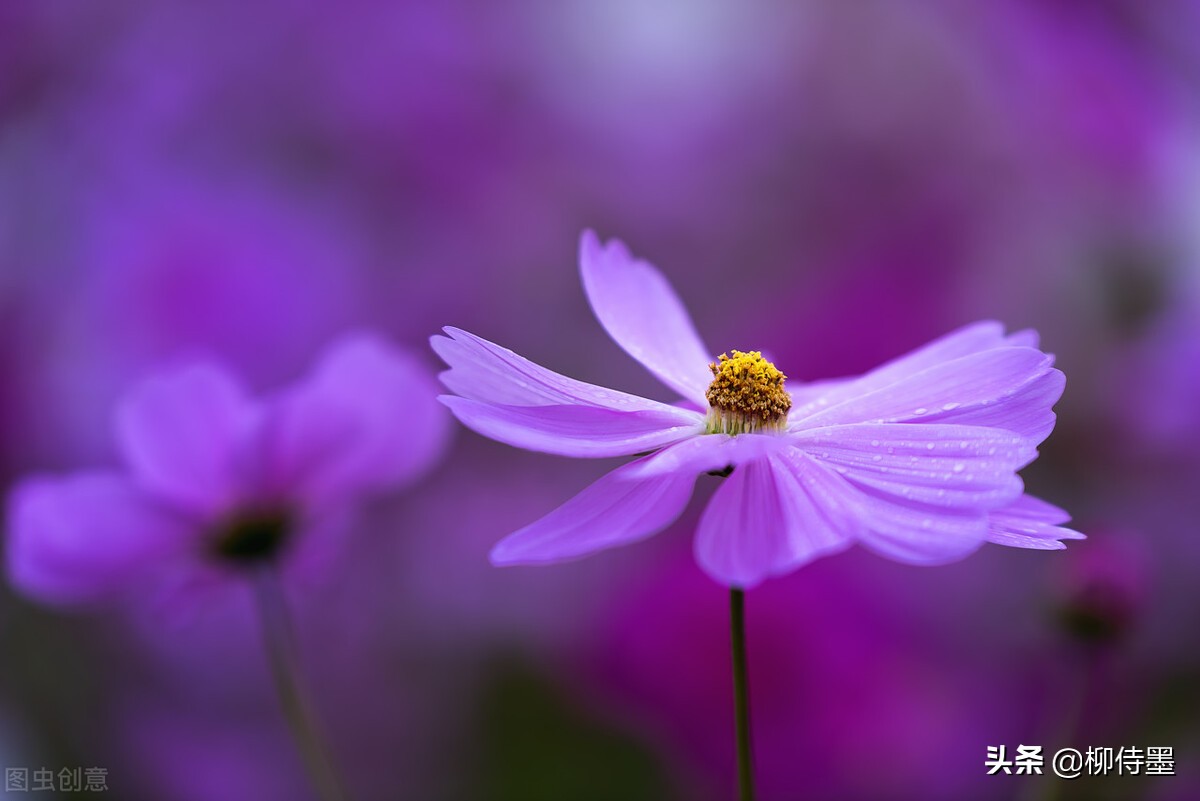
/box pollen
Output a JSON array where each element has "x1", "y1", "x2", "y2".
[{"x1": 705, "y1": 350, "x2": 791, "y2": 434}]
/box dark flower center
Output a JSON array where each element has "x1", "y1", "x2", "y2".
[
  {"x1": 211, "y1": 509, "x2": 293, "y2": 565},
  {"x1": 1059, "y1": 583, "x2": 1135, "y2": 646}
]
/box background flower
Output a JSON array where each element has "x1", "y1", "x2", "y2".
[
  {"x1": 0, "y1": 2, "x2": 1197, "y2": 799},
  {"x1": 7, "y1": 333, "x2": 448, "y2": 610}
]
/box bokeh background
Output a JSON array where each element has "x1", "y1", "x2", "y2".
[{"x1": 2, "y1": 1, "x2": 1199, "y2": 799}]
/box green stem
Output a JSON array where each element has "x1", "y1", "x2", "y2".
[
  {"x1": 730, "y1": 588, "x2": 756, "y2": 801},
  {"x1": 253, "y1": 569, "x2": 348, "y2": 801}
]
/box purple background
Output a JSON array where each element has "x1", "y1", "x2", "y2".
[{"x1": 2, "y1": 2, "x2": 1199, "y2": 799}]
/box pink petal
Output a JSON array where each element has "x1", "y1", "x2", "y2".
[
  {"x1": 789, "y1": 321, "x2": 1047, "y2": 409},
  {"x1": 694, "y1": 455, "x2": 854, "y2": 588},
  {"x1": 7, "y1": 473, "x2": 195, "y2": 606},
  {"x1": 625, "y1": 432, "x2": 793, "y2": 478},
  {"x1": 440, "y1": 397, "x2": 700, "y2": 458},
  {"x1": 262, "y1": 333, "x2": 450, "y2": 507},
  {"x1": 789, "y1": 321, "x2": 1016, "y2": 405},
  {"x1": 790, "y1": 347, "x2": 1062, "y2": 442},
  {"x1": 115, "y1": 364, "x2": 259, "y2": 516},
  {"x1": 1007, "y1": 329, "x2": 1041, "y2": 348},
  {"x1": 846, "y1": 485, "x2": 990, "y2": 565},
  {"x1": 432, "y1": 326, "x2": 696, "y2": 415},
  {"x1": 987, "y1": 494, "x2": 1086, "y2": 550},
  {"x1": 933, "y1": 369, "x2": 1063, "y2": 444},
  {"x1": 783, "y1": 442, "x2": 997, "y2": 566},
  {"x1": 579, "y1": 231, "x2": 713, "y2": 405},
  {"x1": 490, "y1": 457, "x2": 697, "y2": 564},
  {"x1": 792, "y1": 423, "x2": 1033, "y2": 509}
]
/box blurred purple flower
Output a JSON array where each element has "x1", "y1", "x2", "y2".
[
  {"x1": 7, "y1": 333, "x2": 448, "y2": 607},
  {"x1": 1114, "y1": 300, "x2": 1200, "y2": 457},
  {"x1": 1056, "y1": 530, "x2": 1150, "y2": 646},
  {"x1": 434, "y1": 231, "x2": 1081, "y2": 588}
]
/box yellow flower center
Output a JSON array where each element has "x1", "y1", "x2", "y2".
[{"x1": 704, "y1": 350, "x2": 791, "y2": 434}]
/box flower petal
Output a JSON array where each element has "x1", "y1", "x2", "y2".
[
  {"x1": 934, "y1": 368, "x2": 1063, "y2": 443},
  {"x1": 490, "y1": 457, "x2": 697, "y2": 564},
  {"x1": 844, "y1": 484, "x2": 990, "y2": 565},
  {"x1": 115, "y1": 364, "x2": 259, "y2": 516},
  {"x1": 432, "y1": 326, "x2": 694, "y2": 415},
  {"x1": 440, "y1": 397, "x2": 700, "y2": 458},
  {"x1": 1007, "y1": 329, "x2": 1041, "y2": 348},
  {"x1": 792, "y1": 423, "x2": 1034, "y2": 509},
  {"x1": 787, "y1": 424, "x2": 1025, "y2": 565},
  {"x1": 987, "y1": 494, "x2": 1086, "y2": 550},
  {"x1": 693, "y1": 455, "x2": 854, "y2": 588},
  {"x1": 7, "y1": 473, "x2": 194, "y2": 606},
  {"x1": 806, "y1": 321, "x2": 1032, "y2": 390},
  {"x1": 790, "y1": 346, "x2": 1063, "y2": 442},
  {"x1": 789, "y1": 321, "x2": 1019, "y2": 405},
  {"x1": 625, "y1": 433, "x2": 793, "y2": 478},
  {"x1": 262, "y1": 333, "x2": 450, "y2": 506},
  {"x1": 579, "y1": 230, "x2": 713, "y2": 404}
]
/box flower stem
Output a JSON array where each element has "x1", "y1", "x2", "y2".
[
  {"x1": 730, "y1": 588, "x2": 756, "y2": 801},
  {"x1": 253, "y1": 569, "x2": 348, "y2": 801}
]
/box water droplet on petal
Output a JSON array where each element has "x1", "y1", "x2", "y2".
[
  {"x1": 942, "y1": 402, "x2": 961, "y2": 411},
  {"x1": 926, "y1": 443, "x2": 936, "y2": 451},
  {"x1": 913, "y1": 407, "x2": 928, "y2": 415},
  {"x1": 953, "y1": 463, "x2": 965, "y2": 473},
  {"x1": 872, "y1": 455, "x2": 883, "y2": 462}
]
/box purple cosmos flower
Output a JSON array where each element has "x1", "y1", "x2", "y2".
[
  {"x1": 433, "y1": 231, "x2": 1082, "y2": 588},
  {"x1": 7, "y1": 332, "x2": 448, "y2": 607}
]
